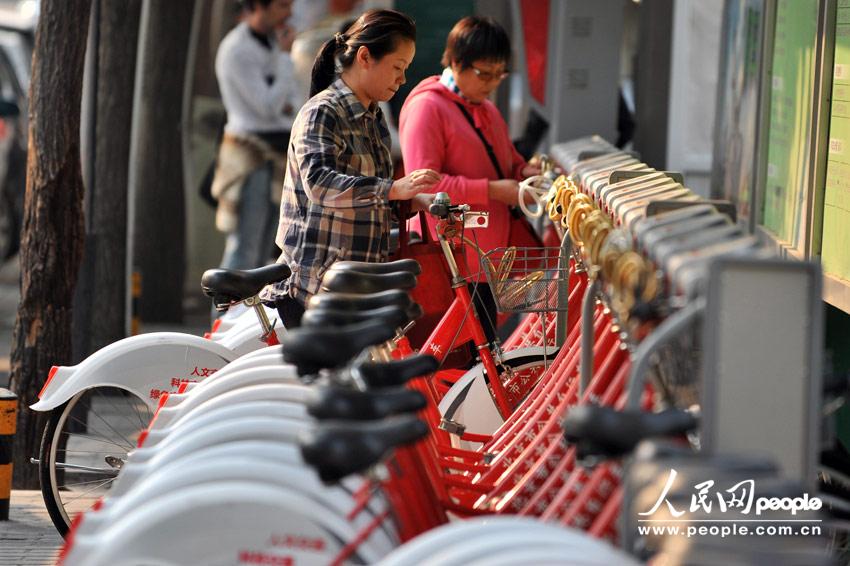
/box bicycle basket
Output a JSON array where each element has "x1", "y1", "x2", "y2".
[{"x1": 481, "y1": 246, "x2": 569, "y2": 313}]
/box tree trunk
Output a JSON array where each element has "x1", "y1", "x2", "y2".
[
  {"x1": 9, "y1": 0, "x2": 92, "y2": 488},
  {"x1": 73, "y1": 0, "x2": 142, "y2": 360},
  {"x1": 130, "y1": 0, "x2": 197, "y2": 323}
]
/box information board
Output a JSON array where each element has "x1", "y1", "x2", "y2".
[
  {"x1": 823, "y1": 0, "x2": 850, "y2": 283},
  {"x1": 761, "y1": 0, "x2": 819, "y2": 250}
]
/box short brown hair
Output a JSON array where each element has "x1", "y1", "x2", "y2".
[{"x1": 441, "y1": 16, "x2": 511, "y2": 70}]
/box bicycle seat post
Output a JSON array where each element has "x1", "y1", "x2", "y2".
[{"x1": 244, "y1": 294, "x2": 276, "y2": 342}]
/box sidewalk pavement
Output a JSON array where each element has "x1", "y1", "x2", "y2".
[{"x1": 0, "y1": 490, "x2": 62, "y2": 565}]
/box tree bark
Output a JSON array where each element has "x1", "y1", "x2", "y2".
[
  {"x1": 10, "y1": 0, "x2": 92, "y2": 488},
  {"x1": 73, "y1": 0, "x2": 142, "y2": 360},
  {"x1": 130, "y1": 0, "x2": 197, "y2": 323}
]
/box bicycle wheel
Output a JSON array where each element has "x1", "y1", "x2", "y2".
[{"x1": 39, "y1": 386, "x2": 153, "y2": 537}]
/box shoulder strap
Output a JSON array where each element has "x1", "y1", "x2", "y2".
[{"x1": 454, "y1": 102, "x2": 506, "y2": 179}]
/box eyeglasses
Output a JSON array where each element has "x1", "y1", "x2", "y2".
[{"x1": 470, "y1": 65, "x2": 510, "y2": 83}]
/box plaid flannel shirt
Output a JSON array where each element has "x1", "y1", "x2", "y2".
[{"x1": 267, "y1": 78, "x2": 395, "y2": 303}]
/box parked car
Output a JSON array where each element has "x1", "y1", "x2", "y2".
[{"x1": 0, "y1": 11, "x2": 32, "y2": 261}]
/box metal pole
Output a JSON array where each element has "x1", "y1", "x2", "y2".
[
  {"x1": 555, "y1": 233, "x2": 572, "y2": 348},
  {"x1": 625, "y1": 298, "x2": 705, "y2": 410},
  {"x1": 579, "y1": 277, "x2": 599, "y2": 396}
]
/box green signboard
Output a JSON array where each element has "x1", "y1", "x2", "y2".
[
  {"x1": 823, "y1": 1, "x2": 850, "y2": 282},
  {"x1": 762, "y1": 0, "x2": 819, "y2": 249}
]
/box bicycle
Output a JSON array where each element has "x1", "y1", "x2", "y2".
[{"x1": 33, "y1": 263, "x2": 292, "y2": 536}]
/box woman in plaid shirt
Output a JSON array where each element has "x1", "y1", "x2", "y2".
[{"x1": 268, "y1": 9, "x2": 440, "y2": 327}]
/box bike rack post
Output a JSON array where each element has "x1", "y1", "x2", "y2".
[
  {"x1": 555, "y1": 234, "x2": 572, "y2": 348},
  {"x1": 579, "y1": 278, "x2": 600, "y2": 396},
  {"x1": 624, "y1": 298, "x2": 705, "y2": 410},
  {"x1": 0, "y1": 388, "x2": 17, "y2": 520}
]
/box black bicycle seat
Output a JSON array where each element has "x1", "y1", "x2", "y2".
[
  {"x1": 330, "y1": 259, "x2": 422, "y2": 276},
  {"x1": 282, "y1": 319, "x2": 397, "y2": 375},
  {"x1": 353, "y1": 355, "x2": 439, "y2": 389},
  {"x1": 201, "y1": 263, "x2": 291, "y2": 307},
  {"x1": 299, "y1": 416, "x2": 429, "y2": 483},
  {"x1": 563, "y1": 405, "x2": 698, "y2": 460},
  {"x1": 306, "y1": 387, "x2": 426, "y2": 421},
  {"x1": 301, "y1": 304, "x2": 422, "y2": 329},
  {"x1": 321, "y1": 269, "x2": 417, "y2": 294},
  {"x1": 308, "y1": 289, "x2": 412, "y2": 312}
]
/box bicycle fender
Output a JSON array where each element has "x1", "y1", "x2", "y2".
[
  {"x1": 438, "y1": 346, "x2": 556, "y2": 436},
  {"x1": 214, "y1": 319, "x2": 277, "y2": 356},
  {"x1": 30, "y1": 332, "x2": 237, "y2": 412},
  {"x1": 208, "y1": 304, "x2": 277, "y2": 340}
]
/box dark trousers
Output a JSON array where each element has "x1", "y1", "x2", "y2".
[{"x1": 275, "y1": 295, "x2": 305, "y2": 329}]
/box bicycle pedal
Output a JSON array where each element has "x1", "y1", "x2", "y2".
[{"x1": 438, "y1": 418, "x2": 466, "y2": 436}]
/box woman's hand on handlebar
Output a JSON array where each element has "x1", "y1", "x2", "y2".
[{"x1": 389, "y1": 169, "x2": 441, "y2": 200}]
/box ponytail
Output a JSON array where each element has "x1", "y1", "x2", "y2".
[
  {"x1": 308, "y1": 9, "x2": 416, "y2": 98},
  {"x1": 309, "y1": 36, "x2": 342, "y2": 97}
]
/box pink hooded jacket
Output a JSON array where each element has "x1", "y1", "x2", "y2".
[{"x1": 399, "y1": 76, "x2": 528, "y2": 278}]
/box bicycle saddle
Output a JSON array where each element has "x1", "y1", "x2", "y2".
[
  {"x1": 299, "y1": 416, "x2": 429, "y2": 483},
  {"x1": 563, "y1": 405, "x2": 698, "y2": 460},
  {"x1": 306, "y1": 387, "x2": 426, "y2": 421},
  {"x1": 301, "y1": 304, "x2": 422, "y2": 329},
  {"x1": 321, "y1": 269, "x2": 417, "y2": 294},
  {"x1": 330, "y1": 258, "x2": 422, "y2": 276},
  {"x1": 354, "y1": 355, "x2": 439, "y2": 389},
  {"x1": 282, "y1": 319, "x2": 396, "y2": 375},
  {"x1": 201, "y1": 263, "x2": 291, "y2": 306},
  {"x1": 308, "y1": 289, "x2": 412, "y2": 312}
]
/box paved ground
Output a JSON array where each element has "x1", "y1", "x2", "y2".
[{"x1": 0, "y1": 490, "x2": 63, "y2": 565}]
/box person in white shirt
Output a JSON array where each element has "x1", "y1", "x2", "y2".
[{"x1": 212, "y1": 0, "x2": 302, "y2": 272}]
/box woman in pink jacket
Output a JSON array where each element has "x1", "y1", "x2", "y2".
[{"x1": 399, "y1": 16, "x2": 540, "y2": 339}]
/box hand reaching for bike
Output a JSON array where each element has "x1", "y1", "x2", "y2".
[
  {"x1": 521, "y1": 163, "x2": 542, "y2": 178},
  {"x1": 489, "y1": 178, "x2": 538, "y2": 207},
  {"x1": 389, "y1": 169, "x2": 441, "y2": 201}
]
